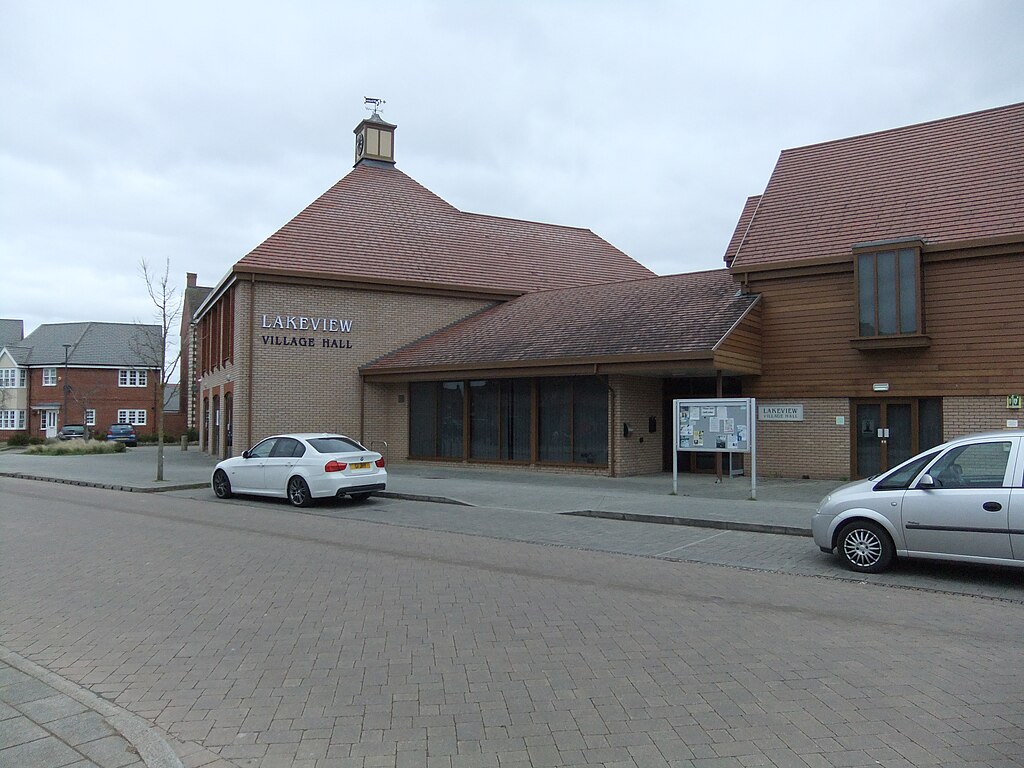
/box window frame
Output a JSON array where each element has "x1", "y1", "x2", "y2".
[
  {"x1": 85, "y1": 409, "x2": 96, "y2": 427},
  {"x1": 0, "y1": 368, "x2": 26, "y2": 388},
  {"x1": 0, "y1": 410, "x2": 26, "y2": 430},
  {"x1": 43, "y1": 367, "x2": 57, "y2": 386},
  {"x1": 117, "y1": 409, "x2": 147, "y2": 425},
  {"x1": 851, "y1": 241, "x2": 930, "y2": 350},
  {"x1": 118, "y1": 369, "x2": 148, "y2": 387}
]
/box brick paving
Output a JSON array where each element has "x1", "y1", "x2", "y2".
[{"x1": 2, "y1": 478, "x2": 1023, "y2": 767}]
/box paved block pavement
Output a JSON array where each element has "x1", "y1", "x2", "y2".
[{"x1": 2, "y1": 447, "x2": 1023, "y2": 767}]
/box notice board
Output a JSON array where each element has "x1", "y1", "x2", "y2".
[
  {"x1": 672, "y1": 397, "x2": 757, "y2": 498},
  {"x1": 674, "y1": 398, "x2": 753, "y2": 453}
]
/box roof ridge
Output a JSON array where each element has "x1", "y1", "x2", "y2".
[{"x1": 779, "y1": 101, "x2": 1024, "y2": 157}]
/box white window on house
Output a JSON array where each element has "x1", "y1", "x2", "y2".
[
  {"x1": 0, "y1": 410, "x2": 26, "y2": 430},
  {"x1": 0, "y1": 368, "x2": 26, "y2": 388},
  {"x1": 118, "y1": 409, "x2": 147, "y2": 425},
  {"x1": 118, "y1": 369, "x2": 147, "y2": 387},
  {"x1": 85, "y1": 409, "x2": 96, "y2": 426},
  {"x1": 43, "y1": 367, "x2": 57, "y2": 386}
]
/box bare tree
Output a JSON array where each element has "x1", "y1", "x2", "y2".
[{"x1": 136, "y1": 258, "x2": 182, "y2": 481}]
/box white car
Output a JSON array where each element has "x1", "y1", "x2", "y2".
[
  {"x1": 812, "y1": 430, "x2": 1024, "y2": 573},
  {"x1": 212, "y1": 433, "x2": 386, "y2": 507}
]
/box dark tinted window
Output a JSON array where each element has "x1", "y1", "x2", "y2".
[
  {"x1": 307, "y1": 436, "x2": 364, "y2": 453},
  {"x1": 270, "y1": 438, "x2": 304, "y2": 458}
]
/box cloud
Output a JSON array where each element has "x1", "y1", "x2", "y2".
[{"x1": 1, "y1": 0, "x2": 1021, "y2": 364}]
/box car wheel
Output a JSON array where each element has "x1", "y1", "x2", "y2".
[
  {"x1": 349, "y1": 492, "x2": 372, "y2": 502},
  {"x1": 837, "y1": 520, "x2": 895, "y2": 573},
  {"x1": 287, "y1": 476, "x2": 313, "y2": 507},
  {"x1": 212, "y1": 470, "x2": 233, "y2": 499}
]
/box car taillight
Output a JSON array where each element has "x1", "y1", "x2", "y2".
[
  {"x1": 325, "y1": 460, "x2": 347, "y2": 472},
  {"x1": 375, "y1": 458, "x2": 385, "y2": 468}
]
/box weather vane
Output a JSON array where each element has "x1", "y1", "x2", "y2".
[{"x1": 364, "y1": 97, "x2": 385, "y2": 116}]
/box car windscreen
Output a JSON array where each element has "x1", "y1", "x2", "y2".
[{"x1": 307, "y1": 437, "x2": 365, "y2": 454}]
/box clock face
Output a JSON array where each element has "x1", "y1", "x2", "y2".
[{"x1": 356, "y1": 133, "x2": 365, "y2": 156}]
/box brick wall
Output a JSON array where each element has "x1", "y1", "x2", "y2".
[
  {"x1": 754, "y1": 398, "x2": 850, "y2": 479},
  {"x1": 362, "y1": 382, "x2": 407, "y2": 463},
  {"x1": 35, "y1": 367, "x2": 160, "y2": 438},
  {"x1": 199, "y1": 279, "x2": 492, "y2": 456},
  {"x1": 943, "y1": 396, "x2": 1023, "y2": 438},
  {"x1": 610, "y1": 375, "x2": 662, "y2": 476}
]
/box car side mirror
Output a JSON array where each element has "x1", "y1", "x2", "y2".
[
  {"x1": 916, "y1": 473, "x2": 937, "y2": 489},
  {"x1": 241, "y1": 450, "x2": 251, "y2": 459}
]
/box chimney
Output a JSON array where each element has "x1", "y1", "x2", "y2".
[{"x1": 187, "y1": 272, "x2": 197, "y2": 288}]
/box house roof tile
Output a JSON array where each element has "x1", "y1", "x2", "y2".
[
  {"x1": 730, "y1": 102, "x2": 1024, "y2": 269},
  {"x1": 0, "y1": 319, "x2": 24, "y2": 349},
  {"x1": 362, "y1": 269, "x2": 756, "y2": 373},
  {"x1": 18, "y1": 323, "x2": 162, "y2": 367},
  {"x1": 235, "y1": 163, "x2": 655, "y2": 292}
]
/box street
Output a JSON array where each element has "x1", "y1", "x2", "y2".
[{"x1": 2, "y1": 477, "x2": 1023, "y2": 767}]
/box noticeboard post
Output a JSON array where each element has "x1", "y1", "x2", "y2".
[{"x1": 672, "y1": 397, "x2": 756, "y2": 499}]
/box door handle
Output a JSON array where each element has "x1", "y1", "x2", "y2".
[{"x1": 983, "y1": 501, "x2": 1002, "y2": 512}]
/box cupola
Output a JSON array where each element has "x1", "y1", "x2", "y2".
[{"x1": 354, "y1": 98, "x2": 397, "y2": 166}]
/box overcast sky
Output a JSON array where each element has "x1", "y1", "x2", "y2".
[{"x1": 2, "y1": 0, "x2": 1022, "y2": 368}]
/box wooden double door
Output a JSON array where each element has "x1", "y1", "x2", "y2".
[{"x1": 852, "y1": 398, "x2": 942, "y2": 479}]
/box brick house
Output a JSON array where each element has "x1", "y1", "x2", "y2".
[{"x1": 0, "y1": 321, "x2": 165, "y2": 441}]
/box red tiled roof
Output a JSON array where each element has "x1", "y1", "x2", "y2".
[
  {"x1": 723, "y1": 195, "x2": 760, "y2": 267},
  {"x1": 236, "y1": 163, "x2": 654, "y2": 292},
  {"x1": 730, "y1": 102, "x2": 1024, "y2": 269},
  {"x1": 362, "y1": 269, "x2": 757, "y2": 373}
]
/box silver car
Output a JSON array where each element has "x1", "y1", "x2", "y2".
[
  {"x1": 212, "y1": 433, "x2": 387, "y2": 507},
  {"x1": 812, "y1": 430, "x2": 1024, "y2": 573}
]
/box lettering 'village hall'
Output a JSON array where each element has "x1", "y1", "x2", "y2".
[{"x1": 189, "y1": 103, "x2": 1024, "y2": 479}]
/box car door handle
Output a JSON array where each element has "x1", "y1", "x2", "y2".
[{"x1": 983, "y1": 501, "x2": 1002, "y2": 512}]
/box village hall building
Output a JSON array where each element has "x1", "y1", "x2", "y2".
[{"x1": 192, "y1": 103, "x2": 1024, "y2": 479}]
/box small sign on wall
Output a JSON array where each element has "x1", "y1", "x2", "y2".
[
  {"x1": 1008, "y1": 395, "x2": 1022, "y2": 410},
  {"x1": 758, "y1": 404, "x2": 804, "y2": 422}
]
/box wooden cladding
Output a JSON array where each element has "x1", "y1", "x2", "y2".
[
  {"x1": 744, "y1": 250, "x2": 1024, "y2": 398},
  {"x1": 199, "y1": 286, "x2": 234, "y2": 375}
]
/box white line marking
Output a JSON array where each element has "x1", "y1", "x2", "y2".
[{"x1": 656, "y1": 529, "x2": 732, "y2": 556}]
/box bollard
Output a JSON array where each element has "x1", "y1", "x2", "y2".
[{"x1": 181, "y1": 435, "x2": 188, "y2": 451}]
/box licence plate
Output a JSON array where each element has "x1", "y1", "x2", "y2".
[{"x1": 350, "y1": 462, "x2": 371, "y2": 470}]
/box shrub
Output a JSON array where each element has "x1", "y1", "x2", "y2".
[
  {"x1": 7, "y1": 433, "x2": 30, "y2": 447},
  {"x1": 25, "y1": 439, "x2": 126, "y2": 456}
]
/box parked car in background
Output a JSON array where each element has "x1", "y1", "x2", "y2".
[
  {"x1": 105, "y1": 423, "x2": 138, "y2": 447},
  {"x1": 812, "y1": 430, "x2": 1024, "y2": 573},
  {"x1": 57, "y1": 424, "x2": 88, "y2": 440},
  {"x1": 212, "y1": 433, "x2": 387, "y2": 507}
]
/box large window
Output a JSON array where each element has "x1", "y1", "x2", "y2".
[
  {"x1": 409, "y1": 381, "x2": 464, "y2": 459},
  {"x1": 0, "y1": 410, "x2": 26, "y2": 430},
  {"x1": 118, "y1": 409, "x2": 147, "y2": 425},
  {"x1": 470, "y1": 379, "x2": 531, "y2": 461},
  {"x1": 119, "y1": 369, "x2": 148, "y2": 387},
  {"x1": 411, "y1": 376, "x2": 607, "y2": 466},
  {"x1": 857, "y1": 248, "x2": 920, "y2": 336},
  {"x1": 43, "y1": 368, "x2": 57, "y2": 386},
  {"x1": 0, "y1": 368, "x2": 26, "y2": 388},
  {"x1": 538, "y1": 377, "x2": 608, "y2": 465}
]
